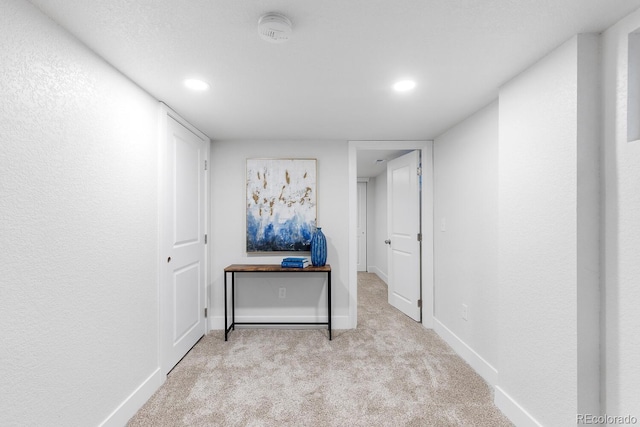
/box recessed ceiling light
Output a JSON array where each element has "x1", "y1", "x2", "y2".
[
  {"x1": 393, "y1": 80, "x2": 416, "y2": 92},
  {"x1": 184, "y1": 78, "x2": 210, "y2": 91}
]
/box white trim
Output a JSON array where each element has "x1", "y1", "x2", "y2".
[
  {"x1": 421, "y1": 141, "x2": 434, "y2": 328},
  {"x1": 348, "y1": 143, "x2": 359, "y2": 328},
  {"x1": 204, "y1": 128, "x2": 211, "y2": 333},
  {"x1": 99, "y1": 368, "x2": 164, "y2": 427},
  {"x1": 433, "y1": 318, "x2": 497, "y2": 385},
  {"x1": 494, "y1": 386, "x2": 544, "y2": 427},
  {"x1": 348, "y1": 141, "x2": 434, "y2": 329},
  {"x1": 160, "y1": 103, "x2": 209, "y2": 140},
  {"x1": 368, "y1": 266, "x2": 388, "y2": 284},
  {"x1": 157, "y1": 102, "x2": 168, "y2": 380}
]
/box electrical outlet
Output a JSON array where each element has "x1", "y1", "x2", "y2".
[
  {"x1": 278, "y1": 287, "x2": 286, "y2": 298},
  {"x1": 462, "y1": 304, "x2": 468, "y2": 321}
]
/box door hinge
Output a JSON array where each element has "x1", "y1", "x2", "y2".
[
  {"x1": 418, "y1": 299, "x2": 422, "y2": 308},
  {"x1": 417, "y1": 233, "x2": 422, "y2": 241},
  {"x1": 204, "y1": 308, "x2": 208, "y2": 318},
  {"x1": 204, "y1": 160, "x2": 208, "y2": 170},
  {"x1": 204, "y1": 234, "x2": 207, "y2": 244},
  {"x1": 417, "y1": 166, "x2": 422, "y2": 176}
]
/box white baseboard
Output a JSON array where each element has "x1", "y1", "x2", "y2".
[
  {"x1": 432, "y1": 318, "x2": 498, "y2": 386},
  {"x1": 433, "y1": 319, "x2": 544, "y2": 427},
  {"x1": 99, "y1": 367, "x2": 164, "y2": 427},
  {"x1": 494, "y1": 386, "x2": 543, "y2": 427},
  {"x1": 209, "y1": 314, "x2": 352, "y2": 331},
  {"x1": 367, "y1": 266, "x2": 388, "y2": 284}
]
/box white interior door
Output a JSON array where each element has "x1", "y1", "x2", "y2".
[
  {"x1": 161, "y1": 113, "x2": 208, "y2": 374},
  {"x1": 387, "y1": 150, "x2": 421, "y2": 321},
  {"x1": 357, "y1": 181, "x2": 367, "y2": 272}
]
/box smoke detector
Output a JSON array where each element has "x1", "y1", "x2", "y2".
[{"x1": 258, "y1": 13, "x2": 292, "y2": 43}]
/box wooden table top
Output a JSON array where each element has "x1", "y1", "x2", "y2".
[{"x1": 224, "y1": 264, "x2": 331, "y2": 272}]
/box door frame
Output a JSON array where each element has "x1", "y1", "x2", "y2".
[
  {"x1": 348, "y1": 140, "x2": 433, "y2": 329},
  {"x1": 158, "y1": 103, "x2": 210, "y2": 374}
]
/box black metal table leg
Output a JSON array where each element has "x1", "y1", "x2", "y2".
[
  {"x1": 224, "y1": 271, "x2": 228, "y2": 341},
  {"x1": 328, "y1": 270, "x2": 332, "y2": 340}
]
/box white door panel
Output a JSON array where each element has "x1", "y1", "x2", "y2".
[
  {"x1": 173, "y1": 262, "x2": 200, "y2": 342},
  {"x1": 162, "y1": 113, "x2": 207, "y2": 374},
  {"x1": 387, "y1": 151, "x2": 421, "y2": 321},
  {"x1": 174, "y1": 138, "x2": 200, "y2": 244}
]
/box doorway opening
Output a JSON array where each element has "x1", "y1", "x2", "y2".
[{"x1": 348, "y1": 141, "x2": 434, "y2": 330}]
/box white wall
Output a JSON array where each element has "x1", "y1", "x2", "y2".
[
  {"x1": 432, "y1": 101, "x2": 499, "y2": 381},
  {"x1": 496, "y1": 35, "x2": 600, "y2": 425},
  {"x1": 358, "y1": 179, "x2": 372, "y2": 273},
  {"x1": 0, "y1": 1, "x2": 162, "y2": 426},
  {"x1": 373, "y1": 172, "x2": 389, "y2": 280},
  {"x1": 365, "y1": 173, "x2": 389, "y2": 281},
  {"x1": 602, "y1": 9, "x2": 640, "y2": 416},
  {"x1": 210, "y1": 141, "x2": 350, "y2": 329}
]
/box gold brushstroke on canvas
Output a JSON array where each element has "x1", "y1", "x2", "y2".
[{"x1": 300, "y1": 187, "x2": 313, "y2": 205}]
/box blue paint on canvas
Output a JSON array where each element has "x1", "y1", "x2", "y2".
[{"x1": 247, "y1": 213, "x2": 313, "y2": 252}]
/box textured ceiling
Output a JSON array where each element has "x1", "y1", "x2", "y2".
[{"x1": 28, "y1": 0, "x2": 640, "y2": 141}]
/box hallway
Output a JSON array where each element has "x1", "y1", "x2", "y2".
[{"x1": 128, "y1": 273, "x2": 511, "y2": 426}]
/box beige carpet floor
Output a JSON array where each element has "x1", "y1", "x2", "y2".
[{"x1": 128, "y1": 273, "x2": 512, "y2": 426}]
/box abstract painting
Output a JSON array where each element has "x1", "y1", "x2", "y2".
[{"x1": 246, "y1": 158, "x2": 317, "y2": 252}]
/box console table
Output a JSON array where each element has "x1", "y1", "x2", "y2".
[{"x1": 223, "y1": 264, "x2": 331, "y2": 341}]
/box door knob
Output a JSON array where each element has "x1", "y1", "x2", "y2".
[{"x1": 384, "y1": 239, "x2": 391, "y2": 245}]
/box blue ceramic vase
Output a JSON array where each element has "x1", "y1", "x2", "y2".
[{"x1": 310, "y1": 227, "x2": 327, "y2": 266}]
